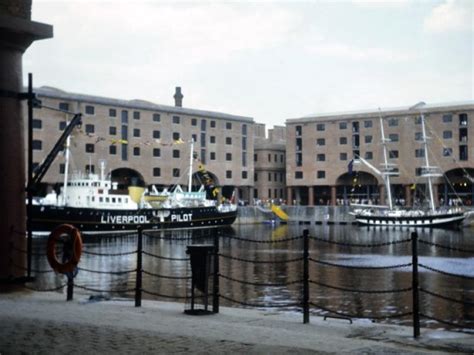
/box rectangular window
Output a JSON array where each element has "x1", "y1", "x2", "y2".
[
  {"x1": 242, "y1": 137, "x2": 247, "y2": 150},
  {"x1": 443, "y1": 130, "x2": 452, "y2": 139},
  {"x1": 415, "y1": 132, "x2": 423, "y2": 141},
  {"x1": 201, "y1": 149, "x2": 206, "y2": 164},
  {"x1": 191, "y1": 118, "x2": 197, "y2": 126},
  {"x1": 459, "y1": 113, "x2": 468, "y2": 126},
  {"x1": 153, "y1": 148, "x2": 161, "y2": 157},
  {"x1": 364, "y1": 120, "x2": 372, "y2": 128},
  {"x1": 242, "y1": 152, "x2": 247, "y2": 167},
  {"x1": 109, "y1": 126, "x2": 117, "y2": 135},
  {"x1": 85, "y1": 124, "x2": 95, "y2": 134},
  {"x1": 316, "y1": 123, "x2": 325, "y2": 131},
  {"x1": 339, "y1": 122, "x2": 347, "y2": 130},
  {"x1": 173, "y1": 132, "x2": 180, "y2": 140},
  {"x1": 201, "y1": 119, "x2": 207, "y2": 131},
  {"x1": 340, "y1": 152, "x2": 347, "y2": 161},
  {"x1": 85, "y1": 143, "x2": 95, "y2": 153},
  {"x1": 173, "y1": 116, "x2": 180, "y2": 124},
  {"x1": 254, "y1": 153, "x2": 258, "y2": 162},
  {"x1": 153, "y1": 167, "x2": 161, "y2": 177},
  {"x1": 109, "y1": 108, "x2": 117, "y2": 117},
  {"x1": 59, "y1": 121, "x2": 66, "y2": 131},
  {"x1": 268, "y1": 172, "x2": 272, "y2": 182},
  {"x1": 460, "y1": 145, "x2": 468, "y2": 160},
  {"x1": 59, "y1": 163, "x2": 65, "y2": 174},
  {"x1": 109, "y1": 145, "x2": 117, "y2": 155},
  {"x1": 226, "y1": 137, "x2": 232, "y2": 145},
  {"x1": 352, "y1": 121, "x2": 359, "y2": 133},
  {"x1": 389, "y1": 150, "x2": 399, "y2": 159},
  {"x1": 226, "y1": 153, "x2": 232, "y2": 161},
  {"x1": 121, "y1": 110, "x2": 128, "y2": 124},
  {"x1": 296, "y1": 125, "x2": 302, "y2": 136},
  {"x1": 173, "y1": 150, "x2": 180, "y2": 158},
  {"x1": 210, "y1": 136, "x2": 216, "y2": 144},
  {"x1": 226, "y1": 170, "x2": 232, "y2": 178},
  {"x1": 296, "y1": 152, "x2": 302, "y2": 166},
  {"x1": 316, "y1": 154, "x2": 325, "y2": 161},
  {"x1": 32, "y1": 140, "x2": 42, "y2": 150},
  {"x1": 210, "y1": 152, "x2": 216, "y2": 160},
  {"x1": 388, "y1": 133, "x2": 399, "y2": 142},
  {"x1": 121, "y1": 125, "x2": 128, "y2": 161},
  {"x1": 210, "y1": 120, "x2": 216, "y2": 128},
  {"x1": 226, "y1": 122, "x2": 232, "y2": 130},
  {"x1": 316, "y1": 138, "x2": 325, "y2": 146},
  {"x1": 192, "y1": 134, "x2": 197, "y2": 143},
  {"x1": 415, "y1": 149, "x2": 425, "y2": 158},
  {"x1": 133, "y1": 128, "x2": 140, "y2": 137},
  {"x1": 388, "y1": 118, "x2": 399, "y2": 126},
  {"x1": 443, "y1": 147, "x2": 452, "y2": 157},
  {"x1": 442, "y1": 114, "x2": 452, "y2": 123},
  {"x1": 85, "y1": 105, "x2": 95, "y2": 115},
  {"x1": 153, "y1": 113, "x2": 161, "y2": 122},
  {"x1": 86, "y1": 164, "x2": 95, "y2": 174},
  {"x1": 153, "y1": 130, "x2": 160, "y2": 139},
  {"x1": 339, "y1": 137, "x2": 347, "y2": 145},
  {"x1": 242, "y1": 124, "x2": 247, "y2": 135},
  {"x1": 365, "y1": 135, "x2": 372, "y2": 144},
  {"x1": 254, "y1": 172, "x2": 258, "y2": 182},
  {"x1": 133, "y1": 147, "x2": 140, "y2": 156},
  {"x1": 365, "y1": 151, "x2": 373, "y2": 160},
  {"x1": 32, "y1": 119, "x2": 42, "y2": 129},
  {"x1": 317, "y1": 171, "x2": 325, "y2": 179},
  {"x1": 59, "y1": 102, "x2": 69, "y2": 111},
  {"x1": 242, "y1": 171, "x2": 248, "y2": 179},
  {"x1": 133, "y1": 111, "x2": 140, "y2": 120},
  {"x1": 173, "y1": 168, "x2": 180, "y2": 177},
  {"x1": 295, "y1": 171, "x2": 303, "y2": 179}
]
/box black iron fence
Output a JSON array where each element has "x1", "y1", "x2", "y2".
[{"x1": 10, "y1": 228, "x2": 474, "y2": 338}]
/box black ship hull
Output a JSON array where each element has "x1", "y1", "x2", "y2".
[
  {"x1": 354, "y1": 212, "x2": 465, "y2": 228},
  {"x1": 31, "y1": 205, "x2": 238, "y2": 233}
]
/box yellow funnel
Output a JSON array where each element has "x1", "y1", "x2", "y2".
[{"x1": 128, "y1": 186, "x2": 145, "y2": 204}]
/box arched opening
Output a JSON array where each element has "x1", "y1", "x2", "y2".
[
  {"x1": 192, "y1": 170, "x2": 222, "y2": 200},
  {"x1": 111, "y1": 168, "x2": 145, "y2": 190},
  {"x1": 441, "y1": 168, "x2": 474, "y2": 206},
  {"x1": 336, "y1": 172, "x2": 379, "y2": 205}
]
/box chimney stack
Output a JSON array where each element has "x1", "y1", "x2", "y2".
[{"x1": 174, "y1": 87, "x2": 183, "y2": 107}]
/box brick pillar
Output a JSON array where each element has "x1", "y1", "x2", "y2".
[
  {"x1": 308, "y1": 186, "x2": 314, "y2": 206},
  {"x1": 331, "y1": 186, "x2": 336, "y2": 206},
  {"x1": 379, "y1": 185, "x2": 385, "y2": 206},
  {"x1": 287, "y1": 187, "x2": 293, "y2": 206},
  {"x1": 0, "y1": 6, "x2": 53, "y2": 282}
]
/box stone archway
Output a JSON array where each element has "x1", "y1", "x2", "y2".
[
  {"x1": 336, "y1": 171, "x2": 380, "y2": 205},
  {"x1": 442, "y1": 168, "x2": 474, "y2": 206}
]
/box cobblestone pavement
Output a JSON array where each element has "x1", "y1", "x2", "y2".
[{"x1": 0, "y1": 291, "x2": 472, "y2": 354}]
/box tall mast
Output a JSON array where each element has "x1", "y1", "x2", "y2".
[
  {"x1": 420, "y1": 112, "x2": 436, "y2": 212},
  {"x1": 378, "y1": 109, "x2": 394, "y2": 210},
  {"x1": 188, "y1": 138, "x2": 194, "y2": 192}
]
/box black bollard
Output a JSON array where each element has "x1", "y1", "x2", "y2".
[
  {"x1": 411, "y1": 231, "x2": 420, "y2": 338},
  {"x1": 66, "y1": 274, "x2": 74, "y2": 301},
  {"x1": 135, "y1": 226, "x2": 143, "y2": 307},
  {"x1": 303, "y1": 229, "x2": 310, "y2": 324}
]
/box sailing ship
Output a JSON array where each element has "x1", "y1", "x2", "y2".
[
  {"x1": 350, "y1": 103, "x2": 466, "y2": 228},
  {"x1": 31, "y1": 140, "x2": 238, "y2": 233}
]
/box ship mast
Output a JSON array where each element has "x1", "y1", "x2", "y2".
[
  {"x1": 188, "y1": 138, "x2": 194, "y2": 192},
  {"x1": 379, "y1": 109, "x2": 394, "y2": 210},
  {"x1": 411, "y1": 102, "x2": 439, "y2": 213}
]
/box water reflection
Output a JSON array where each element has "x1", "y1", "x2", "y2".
[{"x1": 30, "y1": 224, "x2": 474, "y2": 330}]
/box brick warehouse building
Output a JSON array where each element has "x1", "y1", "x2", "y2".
[
  {"x1": 28, "y1": 86, "x2": 256, "y2": 203},
  {"x1": 285, "y1": 102, "x2": 474, "y2": 207}
]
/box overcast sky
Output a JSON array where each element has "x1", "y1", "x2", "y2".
[{"x1": 24, "y1": 0, "x2": 473, "y2": 130}]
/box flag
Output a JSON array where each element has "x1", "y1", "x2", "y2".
[{"x1": 348, "y1": 159, "x2": 354, "y2": 175}]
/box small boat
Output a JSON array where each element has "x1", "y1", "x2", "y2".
[
  {"x1": 31, "y1": 140, "x2": 238, "y2": 233},
  {"x1": 351, "y1": 103, "x2": 467, "y2": 228}
]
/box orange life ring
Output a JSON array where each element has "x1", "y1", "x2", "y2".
[{"x1": 47, "y1": 224, "x2": 83, "y2": 274}]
